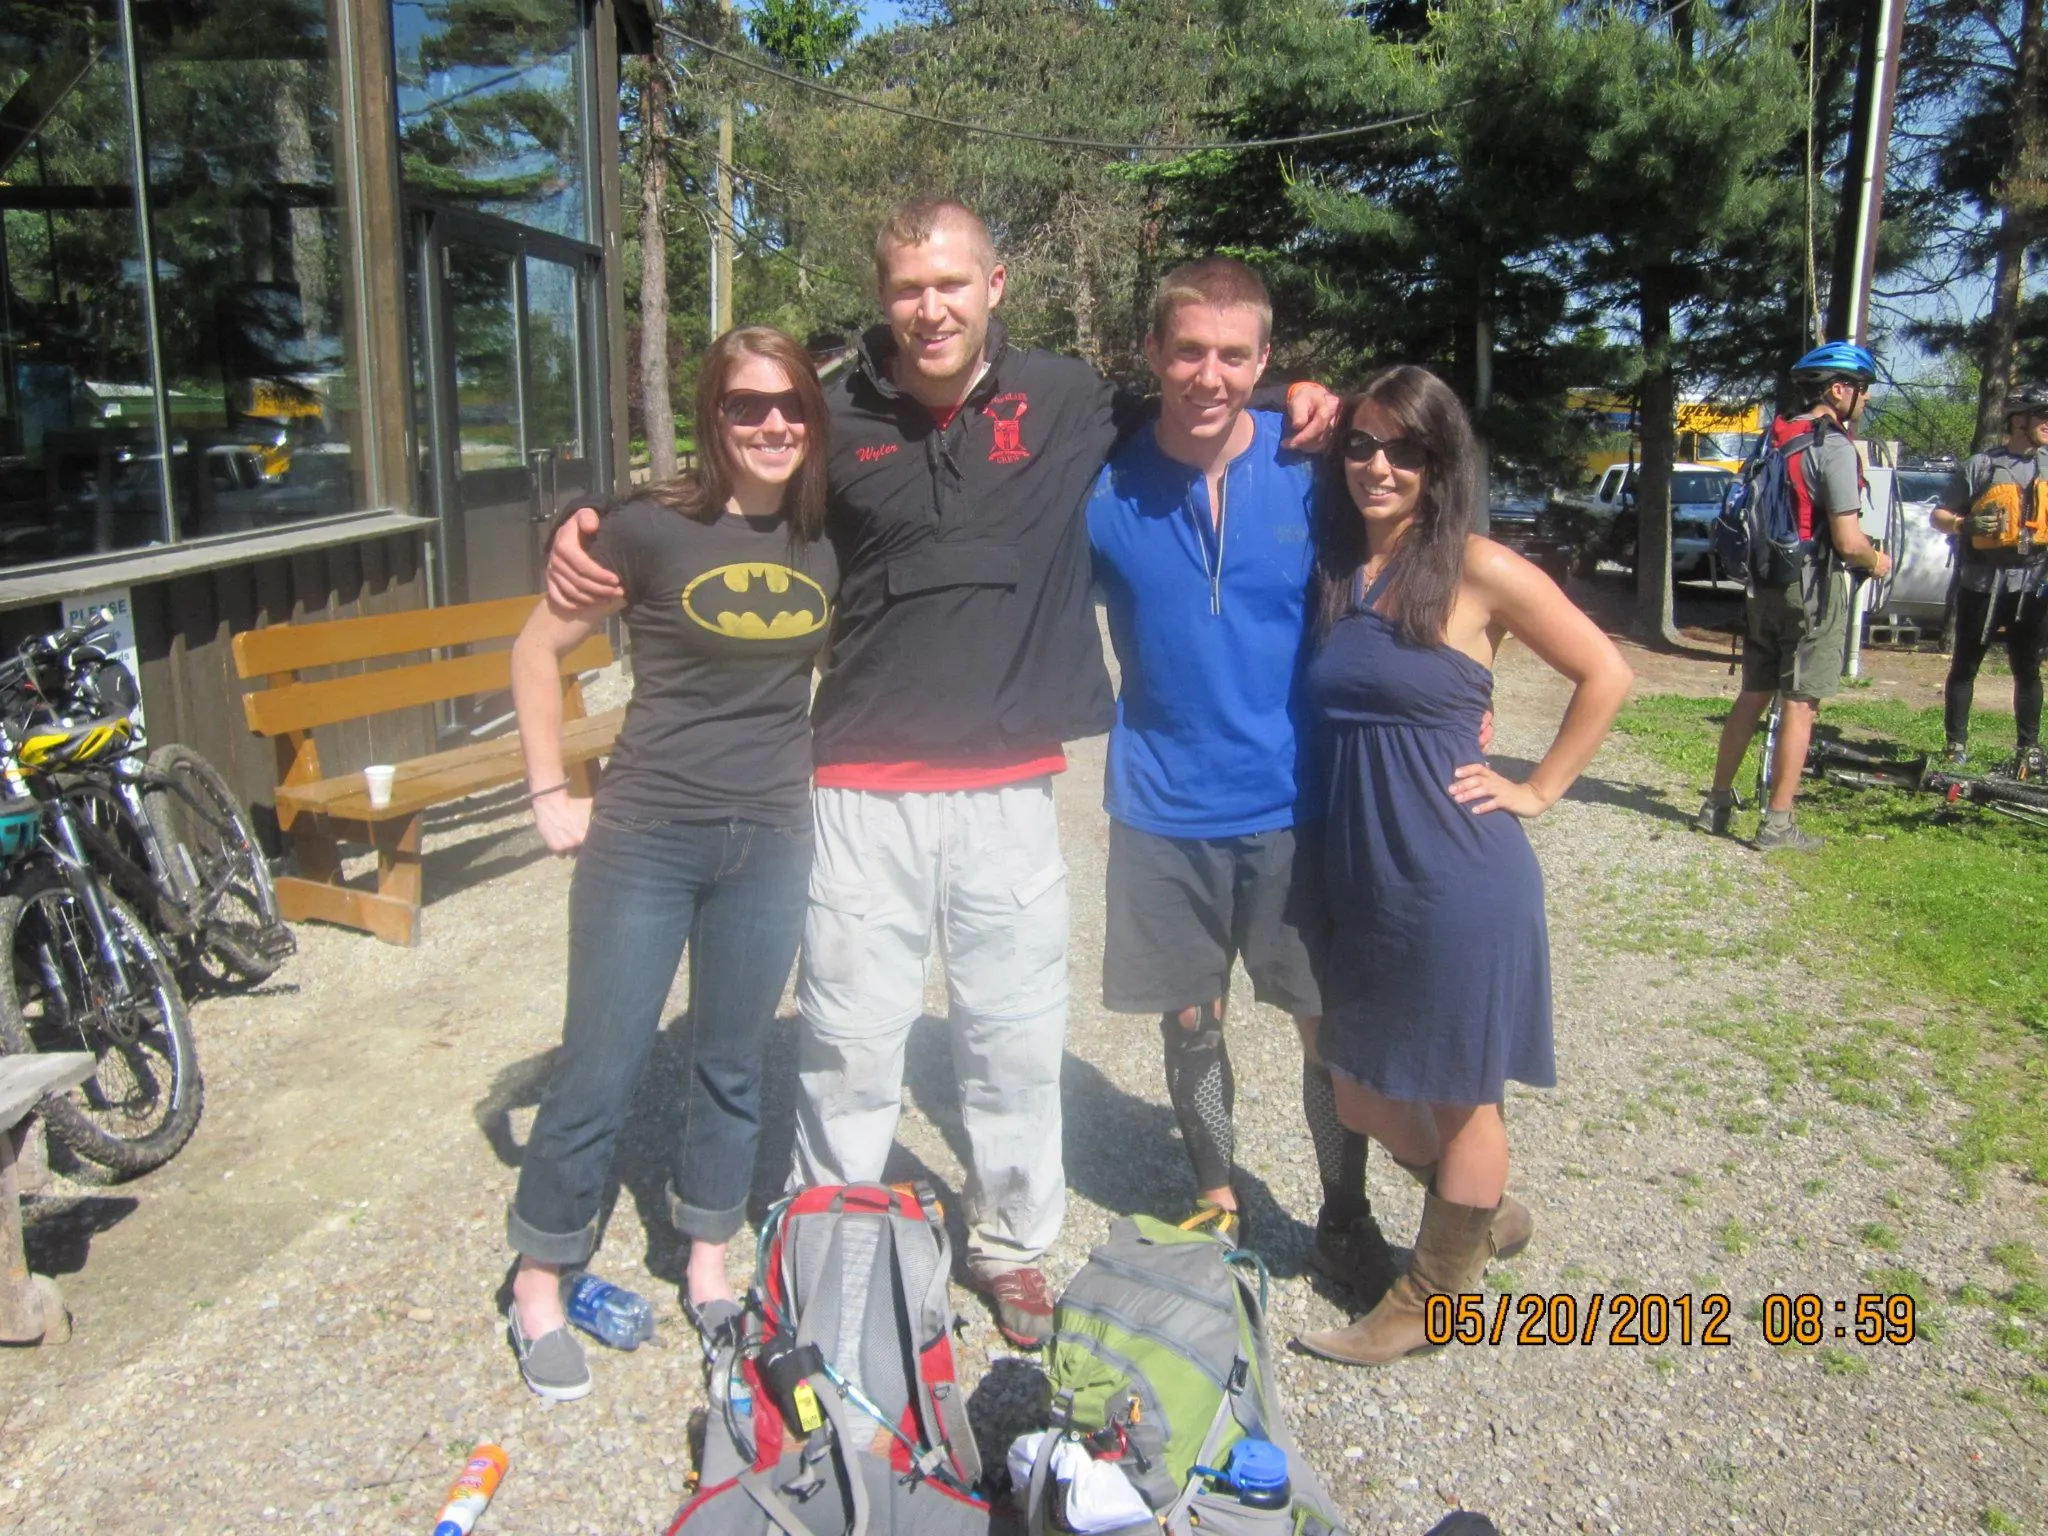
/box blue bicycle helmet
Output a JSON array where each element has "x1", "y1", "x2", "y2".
[{"x1": 1790, "y1": 340, "x2": 1877, "y2": 383}]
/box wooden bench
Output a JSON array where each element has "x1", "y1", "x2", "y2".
[
  {"x1": 1, "y1": 1053, "x2": 95, "y2": 1346},
  {"x1": 233, "y1": 595, "x2": 620, "y2": 946}
]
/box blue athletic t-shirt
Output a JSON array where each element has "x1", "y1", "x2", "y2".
[{"x1": 1086, "y1": 410, "x2": 1319, "y2": 838}]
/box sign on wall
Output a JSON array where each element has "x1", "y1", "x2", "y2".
[{"x1": 61, "y1": 587, "x2": 145, "y2": 733}]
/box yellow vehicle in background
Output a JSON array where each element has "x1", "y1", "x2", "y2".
[{"x1": 1569, "y1": 391, "x2": 1765, "y2": 479}]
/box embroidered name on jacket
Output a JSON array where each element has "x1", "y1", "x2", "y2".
[
  {"x1": 680, "y1": 563, "x2": 831, "y2": 639},
  {"x1": 983, "y1": 393, "x2": 1031, "y2": 464},
  {"x1": 855, "y1": 443, "x2": 899, "y2": 463}
]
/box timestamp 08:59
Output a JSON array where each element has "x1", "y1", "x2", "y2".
[{"x1": 1420, "y1": 1291, "x2": 1919, "y2": 1348}]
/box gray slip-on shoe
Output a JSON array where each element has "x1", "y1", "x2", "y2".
[{"x1": 507, "y1": 1306, "x2": 593, "y2": 1401}]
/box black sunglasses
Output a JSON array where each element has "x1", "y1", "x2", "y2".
[
  {"x1": 1342, "y1": 430, "x2": 1428, "y2": 470},
  {"x1": 719, "y1": 390, "x2": 808, "y2": 427}
]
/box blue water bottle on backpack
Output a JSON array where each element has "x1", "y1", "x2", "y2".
[
  {"x1": 1224, "y1": 1439, "x2": 1291, "y2": 1510},
  {"x1": 563, "y1": 1272, "x2": 655, "y2": 1350}
]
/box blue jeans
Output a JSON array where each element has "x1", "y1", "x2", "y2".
[{"x1": 509, "y1": 811, "x2": 812, "y2": 1262}]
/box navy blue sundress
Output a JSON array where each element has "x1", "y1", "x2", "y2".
[{"x1": 1307, "y1": 568, "x2": 1556, "y2": 1104}]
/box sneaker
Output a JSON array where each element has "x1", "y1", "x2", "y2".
[
  {"x1": 2013, "y1": 744, "x2": 2046, "y2": 781},
  {"x1": 1177, "y1": 1197, "x2": 1244, "y2": 1247},
  {"x1": 1944, "y1": 740, "x2": 1970, "y2": 769},
  {"x1": 1310, "y1": 1199, "x2": 1398, "y2": 1309},
  {"x1": 971, "y1": 1266, "x2": 1055, "y2": 1349},
  {"x1": 1755, "y1": 816, "x2": 1824, "y2": 853},
  {"x1": 1694, "y1": 789, "x2": 1737, "y2": 836},
  {"x1": 507, "y1": 1306, "x2": 593, "y2": 1401}
]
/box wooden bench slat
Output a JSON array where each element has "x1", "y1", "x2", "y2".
[
  {"x1": 242, "y1": 633, "x2": 613, "y2": 737},
  {"x1": 275, "y1": 709, "x2": 622, "y2": 821},
  {"x1": 231, "y1": 594, "x2": 545, "y2": 677},
  {"x1": 0, "y1": 1053, "x2": 97, "y2": 1134}
]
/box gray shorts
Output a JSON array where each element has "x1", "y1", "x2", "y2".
[
  {"x1": 1102, "y1": 820, "x2": 1325, "y2": 1017},
  {"x1": 1742, "y1": 571, "x2": 1851, "y2": 702}
]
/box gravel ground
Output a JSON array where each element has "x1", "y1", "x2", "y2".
[{"x1": 3, "y1": 644, "x2": 2045, "y2": 1535}]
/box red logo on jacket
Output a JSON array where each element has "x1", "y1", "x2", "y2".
[
  {"x1": 855, "y1": 443, "x2": 899, "y2": 463},
  {"x1": 983, "y1": 393, "x2": 1031, "y2": 465}
]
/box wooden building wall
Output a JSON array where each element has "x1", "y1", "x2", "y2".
[{"x1": 1, "y1": 532, "x2": 433, "y2": 853}]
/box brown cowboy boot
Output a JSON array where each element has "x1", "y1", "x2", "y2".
[
  {"x1": 1296, "y1": 1188, "x2": 1497, "y2": 1366},
  {"x1": 1394, "y1": 1158, "x2": 1533, "y2": 1261}
]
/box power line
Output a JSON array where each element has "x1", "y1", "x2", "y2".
[{"x1": 658, "y1": 22, "x2": 1452, "y2": 155}]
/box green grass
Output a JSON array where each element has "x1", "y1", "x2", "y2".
[
  {"x1": 1860, "y1": 1221, "x2": 1901, "y2": 1251},
  {"x1": 1611, "y1": 694, "x2": 2048, "y2": 1182},
  {"x1": 1818, "y1": 1346, "x2": 1868, "y2": 1376}
]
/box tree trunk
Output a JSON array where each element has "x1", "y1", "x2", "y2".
[
  {"x1": 1635, "y1": 261, "x2": 1681, "y2": 645},
  {"x1": 1976, "y1": 0, "x2": 2047, "y2": 449},
  {"x1": 639, "y1": 49, "x2": 678, "y2": 481}
]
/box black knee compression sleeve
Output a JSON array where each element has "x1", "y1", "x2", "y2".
[
  {"x1": 1301, "y1": 1060, "x2": 1369, "y2": 1217},
  {"x1": 1160, "y1": 1010, "x2": 1235, "y2": 1193}
]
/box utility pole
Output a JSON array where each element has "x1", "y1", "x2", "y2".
[
  {"x1": 1825, "y1": 0, "x2": 1907, "y2": 345},
  {"x1": 713, "y1": 0, "x2": 734, "y2": 334}
]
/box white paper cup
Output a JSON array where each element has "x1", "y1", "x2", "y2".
[{"x1": 363, "y1": 765, "x2": 396, "y2": 810}]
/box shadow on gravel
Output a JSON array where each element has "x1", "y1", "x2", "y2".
[
  {"x1": 419, "y1": 827, "x2": 554, "y2": 907},
  {"x1": 1489, "y1": 752, "x2": 1694, "y2": 826},
  {"x1": 22, "y1": 1194, "x2": 140, "y2": 1277}
]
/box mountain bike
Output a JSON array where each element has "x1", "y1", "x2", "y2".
[
  {"x1": 1801, "y1": 733, "x2": 2048, "y2": 832},
  {"x1": 11, "y1": 615, "x2": 292, "y2": 989},
  {"x1": 0, "y1": 622, "x2": 202, "y2": 1177}
]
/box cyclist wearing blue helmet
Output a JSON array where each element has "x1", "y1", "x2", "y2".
[{"x1": 1696, "y1": 342, "x2": 1893, "y2": 852}]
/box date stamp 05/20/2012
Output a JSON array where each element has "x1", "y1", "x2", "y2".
[{"x1": 1421, "y1": 1291, "x2": 1921, "y2": 1349}]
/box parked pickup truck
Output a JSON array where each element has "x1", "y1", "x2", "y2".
[{"x1": 1547, "y1": 461, "x2": 1735, "y2": 580}]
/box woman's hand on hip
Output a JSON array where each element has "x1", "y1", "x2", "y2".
[
  {"x1": 1447, "y1": 760, "x2": 1551, "y2": 819},
  {"x1": 533, "y1": 793, "x2": 593, "y2": 854}
]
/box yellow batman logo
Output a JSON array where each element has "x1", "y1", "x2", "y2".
[{"x1": 681, "y1": 562, "x2": 830, "y2": 639}]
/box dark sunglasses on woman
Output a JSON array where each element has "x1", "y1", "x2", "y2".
[
  {"x1": 720, "y1": 390, "x2": 808, "y2": 427},
  {"x1": 1343, "y1": 430, "x2": 1428, "y2": 471}
]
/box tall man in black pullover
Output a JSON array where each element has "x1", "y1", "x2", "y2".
[{"x1": 549, "y1": 199, "x2": 1334, "y2": 1345}]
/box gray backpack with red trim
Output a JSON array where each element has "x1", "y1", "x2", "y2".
[{"x1": 668, "y1": 1183, "x2": 991, "y2": 1536}]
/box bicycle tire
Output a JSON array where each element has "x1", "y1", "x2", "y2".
[
  {"x1": 141, "y1": 744, "x2": 289, "y2": 985},
  {"x1": 1972, "y1": 774, "x2": 2048, "y2": 812},
  {"x1": 0, "y1": 865, "x2": 203, "y2": 1177},
  {"x1": 1755, "y1": 698, "x2": 1782, "y2": 807}
]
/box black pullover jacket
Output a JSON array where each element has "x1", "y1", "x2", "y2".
[{"x1": 812, "y1": 319, "x2": 1136, "y2": 767}]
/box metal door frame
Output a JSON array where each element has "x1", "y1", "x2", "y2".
[{"x1": 410, "y1": 200, "x2": 610, "y2": 607}]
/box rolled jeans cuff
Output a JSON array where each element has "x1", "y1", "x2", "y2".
[
  {"x1": 506, "y1": 1202, "x2": 600, "y2": 1266},
  {"x1": 668, "y1": 1186, "x2": 749, "y2": 1244}
]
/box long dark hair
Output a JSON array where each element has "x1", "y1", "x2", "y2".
[
  {"x1": 1311, "y1": 364, "x2": 1484, "y2": 648},
  {"x1": 641, "y1": 326, "x2": 830, "y2": 545}
]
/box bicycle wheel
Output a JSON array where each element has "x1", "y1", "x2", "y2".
[
  {"x1": 1974, "y1": 774, "x2": 2048, "y2": 813},
  {"x1": 1755, "y1": 697, "x2": 1782, "y2": 807},
  {"x1": 141, "y1": 744, "x2": 290, "y2": 985},
  {"x1": 0, "y1": 864, "x2": 202, "y2": 1177}
]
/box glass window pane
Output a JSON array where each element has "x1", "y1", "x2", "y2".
[
  {"x1": 393, "y1": 0, "x2": 588, "y2": 240},
  {"x1": 447, "y1": 244, "x2": 520, "y2": 471},
  {"x1": 0, "y1": 0, "x2": 168, "y2": 565},
  {"x1": 133, "y1": 0, "x2": 366, "y2": 540},
  {"x1": 523, "y1": 254, "x2": 581, "y2": 458}
]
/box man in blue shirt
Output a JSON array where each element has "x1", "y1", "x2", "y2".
[{"x1": 1087, "y1": 258, "x2": 1395, "y2": 1301}]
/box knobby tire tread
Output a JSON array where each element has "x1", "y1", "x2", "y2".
[
  {"x1": 0, "y1": 867, "x2": 203, "y2": 1178},
  {"x1": 141, "y1": 744, "x2": 287, "y2": 985}
]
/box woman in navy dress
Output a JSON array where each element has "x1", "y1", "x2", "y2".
[{"x1": 1296, "y1": 366, "x2": 1631, "y2": 1367}]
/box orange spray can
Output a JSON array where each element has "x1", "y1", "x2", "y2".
[{"x1": 430, "y1": 1444, "x2": 508, "y2": 1536}]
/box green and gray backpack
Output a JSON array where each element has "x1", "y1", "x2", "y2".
[{"x1": 1025, "y1": 1216, "x2": 1347, "y2": 1536}]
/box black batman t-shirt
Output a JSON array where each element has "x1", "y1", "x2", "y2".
[{"x1": 590, "y1": 499, "x2": 838, "y2": 826}]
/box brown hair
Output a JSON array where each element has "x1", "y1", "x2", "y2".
[
  {"x1": 641, "y1": 326, "x2": 829, "y2": 546},
  {"x1": 1312, "y1": 365, "x2": 1483, "y2": 648},
  {"x1": 1149, "y1": 256, "x2": 1272, "y2": 348},
  {"x1": 873, "y1": 196, "x2": 996, "y2": 283}
]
